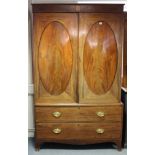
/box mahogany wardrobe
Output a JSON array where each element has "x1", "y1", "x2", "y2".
[{"x1": 32, "y1": 4, "x2": 125, "y2": 151}]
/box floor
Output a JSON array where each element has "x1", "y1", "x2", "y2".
[{"x1": 28, "y1": 138, "x2": 127, "y2": 155}]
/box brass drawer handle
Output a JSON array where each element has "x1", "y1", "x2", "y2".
[
  {"x1": 52, "y1": 128, "x2": 62, "y2": 134},
  {"x1": 52, "y1": 111, "x2": 61, "y2": 118},
  {"x1": 96, "y1": 128, "x2": 104, "y2": 134},
  {"x1": 96, "y1": 111, "x2": 104, "y2": 117}
]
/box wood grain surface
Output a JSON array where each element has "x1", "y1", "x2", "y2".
[
  {"x1": 79, "y1": 13, "x2": 124, "y2": 104},
  {"x1": 36, "y1": 122, "x2": 121, "y2": 140},
  {"x1": 32, "y1": 4, "x2": 124, "y2": 13},
  {"x1": 33, "y1": 13, "x2": 78, "y2": 103},
  {"x1": 35, "y1": 106, "x2": 122, "y2": 123},
  {"x1": 122, "y1": 12, "x2": 127, "y2": 88},
  {"x1": 39, "y1": 21, "x2": 73, "y2": 95},
  {"x1": 84, "y1": 21, "x2": 117, "y2": 95}
]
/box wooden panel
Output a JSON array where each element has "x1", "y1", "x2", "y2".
[
  {"x1": 79, "y1": 13, "x2": 124, "y2": 104},
  {"x1": 35, "y1": 139, "x2": 121, "y2": 146},
  {"x1": 33, "y1": 13, "x2": 78, "y2": 104},
  {"x1": 35, "y1": 106, "x2": 122, "y2": 123},
  {"x1": 84, "y1": 21, "x2": 117, "y2": 95},
  {"x1": 122, "y1": 12, "x2": 127, "y2": 88},
  {"x1": 32, "y1": 4, "x2": 124, "y2": 13},
  {"x1": 79, "y1": 4, "x2": 124, "y2": 13},
  {"x1": 39, "y1": 21, "x2": 73, "y2": 95},
  {"x1": 35, "y1": 102, "x2": 122, "y2": 107},
  {"x1": 36, "y1": 122, "x2": 121, "y2": 140}
]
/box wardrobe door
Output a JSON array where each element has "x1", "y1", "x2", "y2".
[
  {"x1": 33, "y1": 13, "x2": 78, "y2": 105},
  {"x1": 79, "y1": 13, "x2": 124, "y2": 104}
]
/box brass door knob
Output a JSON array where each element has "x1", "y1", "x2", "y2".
[
  {"x1": 96, "y1": 128, "x2": 104, "y2": 134},
  {"x1": 52, "y1": 111, "x2": 61, "y2": 118},
  {"x1": 52, "y1": 128, "x2": 62, "y2": 134},
  {"x1": 96, "y1": 111, "x2": 104, "y2": 117}
]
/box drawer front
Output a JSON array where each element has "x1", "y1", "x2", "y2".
[
  {"x1": 36, "y1": 123, "x2": 121, "y2": 140},
  {"x1": 36, "y1": 106, "x2": 122, "y2": 123},
  {"x1": 36, "y1": 107, "x2": 78, "y2": 122}
]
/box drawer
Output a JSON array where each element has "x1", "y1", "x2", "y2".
[
  {"x1": 35, "y1": 106, "x2": 122, "y2": 122},
  {"x1": 36, "y1": 123, "x2": 121, "y2": 140}
]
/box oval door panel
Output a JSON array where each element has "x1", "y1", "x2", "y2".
[
  {"x1": 39, "y1": 22, "x2": 73, "y2": 95},
  {"x1": 84, "y1": 21, "x2": 117, "y2": 95}
]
